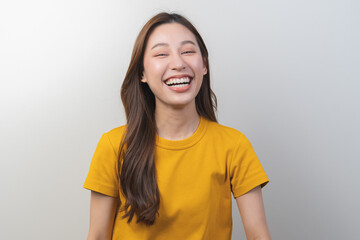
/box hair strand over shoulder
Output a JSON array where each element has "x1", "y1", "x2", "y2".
[{"x1": 118, "y1": 12, "x2": 217, "y2": 225}]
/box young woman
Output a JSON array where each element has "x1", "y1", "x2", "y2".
[{"x1": 84, "y1": 12, "x2": 271, "y2": 240}]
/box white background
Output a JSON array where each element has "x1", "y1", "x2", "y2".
[{"x1": 1, "y1": 0, "x2": 359, "y2": 239}]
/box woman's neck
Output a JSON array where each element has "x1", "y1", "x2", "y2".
[{"x1": 155, "y1": 101, "x2": 200, "y2": 141}]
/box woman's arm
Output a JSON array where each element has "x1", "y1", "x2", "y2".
[
  {"x1": 86, "y1": 191, "x2": 118, "y2": 240},
  {"x1": 236, "y1": 185, "x2": 272, "y2": 240}
]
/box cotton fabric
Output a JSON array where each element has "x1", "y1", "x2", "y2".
[{"x1": 84, "y1": 117, "x2": 269, "y2": 240}]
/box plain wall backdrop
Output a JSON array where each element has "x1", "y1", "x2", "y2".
[{"x1": 1, "y1": 0, "x2": 359, "y2": 239}]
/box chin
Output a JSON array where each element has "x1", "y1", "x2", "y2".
[{"x1": 167, "y1": 98, "x2": 196, "y2": 109}]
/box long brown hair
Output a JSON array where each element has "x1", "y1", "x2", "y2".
[{"x1": 119, "y1": 12, "x2": 217, "y2": 225}]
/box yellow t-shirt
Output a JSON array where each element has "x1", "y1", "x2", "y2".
[{"x1": 83, "y1": 117, "x2": 269, "y2": 240}]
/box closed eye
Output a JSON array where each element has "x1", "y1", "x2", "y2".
[
  {"x1": 182, "y1": 51, "x2": 195, "y2": 54},
  {"x1": 155, "y1": 53, "x2": 168, "y2": 57}
]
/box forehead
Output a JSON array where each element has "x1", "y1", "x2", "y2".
[{"x1": 146, "y1": 23, "x2": 198, "y2": 48}]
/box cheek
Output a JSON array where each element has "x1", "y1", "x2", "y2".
[
  {"x1": 145, "y1": 59, "x2": 167, "y2": 78},
  {"x1": 188, "y1": 57, "x2": 205, "y2": 73}
]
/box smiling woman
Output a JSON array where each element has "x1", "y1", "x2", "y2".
[
  {"x1": 141, "y1": 23, "x2": 207, "y2": 110},
  {"x1": 83, "y1": 12, "x2": 271, "y2": 240}
]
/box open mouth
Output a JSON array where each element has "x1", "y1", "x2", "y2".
[{"x1": 164, "y1": 76, "x2": 192, "y2": 88}]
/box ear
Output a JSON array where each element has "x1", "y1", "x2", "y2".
[
  {"x1": 203, "y1": 57, "x2": 208, "y2": 75},
  {"x1": 203, "y1": 66, "x2": 207, "y2": 75},
  {"x1": 141, "y1": 72, "x2": 147, "y2": 83}
]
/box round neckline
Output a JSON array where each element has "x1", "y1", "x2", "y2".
[{"x1": 156, "y1": 116, "x2": 208, "y2": 150}]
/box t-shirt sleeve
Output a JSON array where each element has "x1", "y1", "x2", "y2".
[
  {"x1": 83, "y1": 133, "x2": 119, "y2": 198},
  {"x1": 230, "y1": 133, "x2": 269, "y2": 199}
]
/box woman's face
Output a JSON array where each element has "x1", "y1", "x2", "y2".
[{"x1": 141, "y1": 23, "x2": 207, "y2": 109}]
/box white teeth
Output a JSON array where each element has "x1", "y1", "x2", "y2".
[
  {"x1": 171, "y1": 83, "x2": 189, "y2": 87},
  {"x1": 165, "y1": 77, "x2": 191, "y2": 86},
  {"x1": 172, "y1": 83, "x2": 189, "y2": 88}
]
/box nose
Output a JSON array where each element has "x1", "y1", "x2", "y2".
[{"x1": 170, "y1": 53, "x2": 186, "y2": 71}]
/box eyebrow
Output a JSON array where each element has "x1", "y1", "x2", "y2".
[{"x1": 151, "y1": 40, "x2": 196, "y2": 50}]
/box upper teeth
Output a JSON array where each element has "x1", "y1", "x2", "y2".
[{"x1": 165, "y1": 77, "x2": 191, "y2": 85}]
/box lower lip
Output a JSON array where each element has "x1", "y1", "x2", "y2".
[{"x1": 165, "y1": 79, "x2": 192, "y2": 93}]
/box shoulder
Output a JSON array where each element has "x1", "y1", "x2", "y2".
[
  {"x1": 106, "y1": 124, "x2": 127, "y2": 136},
  {"x1": 102, "y1": 125, "x2": 127, "y2": 149},
  {"x1": 206, "y1": 119, "x2": 246, "y2": 141},
  {"x1": 204, "y1": 119, "x2": 255, "y2": 152}
]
